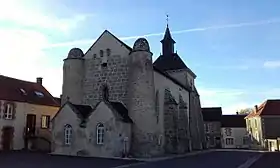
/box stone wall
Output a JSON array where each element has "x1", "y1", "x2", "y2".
[
  {"x1": 163, "y1": 89, "x2": 179, "y2": 154},
  {"x1": 83, "y1": 55, "x2": 129, "y2": 107}
]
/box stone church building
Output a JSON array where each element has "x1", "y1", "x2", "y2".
[{"x1": 51, "y1": 25, "x2": 206, "y2": 158}]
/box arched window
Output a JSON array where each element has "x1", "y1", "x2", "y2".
[
  {"x1": 100, "y1": 50, "x2": 104, "y2": 57},
  {"x1": 96, "y1": 123, "x2": 105, "y2": 144},
  {"x1": 106, "y1": 48, "x2": 111, "y2": 56},
  {"x1": 64, "y1": 124, "x2": 72, "y2": 145}
]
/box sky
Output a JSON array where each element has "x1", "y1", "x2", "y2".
[{"x1": 1, "y1": 0, "x2": 280, "y2": 114}]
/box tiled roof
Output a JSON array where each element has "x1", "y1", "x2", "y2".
[
  {"x1": 71, "y1": 103, "x2": 93, "y2": 119},
  {"x1": 221, "y1": 115, "x2": 246, "y2": 128},
  {"x1": 153, "y1": 53, "x2": 197, "y2": 78},
  {"x1": 0, "y1": 75, "x2": 59, "y2": 107},
  {"x1": 202, "y1": 107, "x2": 223, "y2": 122},
  {"x1": 245, "y1": 99, "x2": 280, "y2": 119},
  {"x1": 109, "y1": 101, "x2": 132, "y2": 123},
  {"x1": 54, "y1": 97, "x2": 61, "y2": 105}
]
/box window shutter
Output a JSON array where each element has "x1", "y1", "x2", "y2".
[
  {"x1": 12, "y1": 103, "x2": 16, "y2": 119},
  {"x1": 47, "y1": 116, "x2": 50, "y2": 128}
]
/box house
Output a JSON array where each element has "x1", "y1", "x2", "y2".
[
  {"x1": 202, "y1": 107, "x2": 222, "y2": 148},
  {"x1": 221, "y1": 115, "x2": 249, "y2": 149},
  {"x1": 0, "y1": 75, "x2": 60, "y2": 151},
  {"x1": 245, "y1": 99, "x2": 280, "y2": 151},
  {"x1": 51, "y1": 25, "x2": 206, "y2": 158}
]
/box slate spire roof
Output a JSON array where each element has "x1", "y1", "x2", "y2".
[{"x1": 153, "y1": 25, "x2": 196, "y2": 78}]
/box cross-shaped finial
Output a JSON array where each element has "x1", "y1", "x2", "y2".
[{"x1": 166, "y1": 14, "x2": 169, "y2": 27}]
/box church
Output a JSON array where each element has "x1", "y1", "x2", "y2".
[{"x1": 51, "y1": 25, "x2": 206, "y2": 158}]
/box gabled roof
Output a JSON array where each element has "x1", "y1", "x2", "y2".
[
  {"x1": 221, "y1": 115, "x2": 246, "y2": 128},
  {"x1": 52, "y1": 100, "x2": 133, "y2": 123},
  {"x1": 109, "y1": 102, "x2": 132, "y2": 123},
  {"x1": 83, "y1": 30, "x2": 132, "y2": 57},
  {"x1": 69, "y1": 103, "x2": 93, "y2": 119},
  {"x1": 153, "y1": 53, "x2": 196, "y2": 78},
  {"x1": 0, "y1": 75, "x2": 59, "y2": 107},
  {"x1": 245, "y1": 99, "x2": 280, "y2": 119},
  {"x1": 202, "y1": 107, "x2": 223, "y2": 122}
]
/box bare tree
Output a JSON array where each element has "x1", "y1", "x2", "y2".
[{"x1": 237, "y1": 108, "x2": 254, "y2": 115}]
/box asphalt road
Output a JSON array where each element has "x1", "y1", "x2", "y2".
[
  {"x1": 0, "y1": 151, "x2": 139, "y2": 168},
  {"x1": 0, "y1": 151, "x2": 260, "y2": 168},
  {"x1": 122, "y1": 151, "x2": 259, "y2": 168},
  {"x1": 250, "y1": 152, "x2": 280, "y2": 168}
]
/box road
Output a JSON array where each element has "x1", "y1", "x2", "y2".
[
  {"x1": 121, "y1": 151, "x2": 259, "y2": 168},
  {"x1": 0, "y1": 150, "x2": 263, "y2": 168},
  {"x1": 250, "y1": 152, "x2": 280, "y2": 168}
]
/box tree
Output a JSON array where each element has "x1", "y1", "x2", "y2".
[{"x1": 237, "y1": 108, "x2": 254, "y2": 115}]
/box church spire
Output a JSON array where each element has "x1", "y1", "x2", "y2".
[{"x1": 160, "y1": 14, "x2": 176, "y2": 56}]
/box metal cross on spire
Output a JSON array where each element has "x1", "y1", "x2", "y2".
[{"x1": 166, "y1": 14, "x2": 169, "y2": 28}]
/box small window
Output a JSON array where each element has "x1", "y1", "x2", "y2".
[
  {"x1": 35, "y1": 91, "x2": 44, "y2": 97},
  {"x1": 106, "y1": 48, "x2": 111, "y2": 56},
  {"x1": 41, "y1": 115, "x2": 50, "y2": 129},
  {"x1": 226, "y1": 138, "x2": 234, "y2": 145},
  {"x1": 100, "y1": 50, "x2": 104, "y2": 57},
  {"x1": 4, "y1": 103, "x2": 14, "y2": 120},
  {"x1": 64, "y1": 124, "x2": 72, "y2": 145},
  {"x1": 93, "y1": 54, "x2": 97, "y2": 59},
  {"x1": 225, "y1": 128, "x2": 232, "y2": 136},
  {"x1": 96, "y1": 123, "x2": 105, "y2": 144}
]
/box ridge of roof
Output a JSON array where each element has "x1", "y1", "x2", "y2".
[{"x1": 245, "y1": 99, "x2": 280, "y2": 118}]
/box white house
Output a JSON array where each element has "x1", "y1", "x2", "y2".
[
  {"x1": 0, "y1": 75, "x2": 60, "y2": 151},
  {"x1": 221, "y1": 115, "x2": 249, "y2": 149}
]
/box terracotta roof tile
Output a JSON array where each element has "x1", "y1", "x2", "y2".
[
  {"x1": 245, "y1": 99, "x2": 280, "y2": 118},
  {"x1": 0, "y1": 75, "x2": 59, "y2": 107}
]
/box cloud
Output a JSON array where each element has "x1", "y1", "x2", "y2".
[
  {"x1": 45, "y1": 18, "x2": 280, "y2": 48},
  {"x1": 0, "y1": 1, "x2": 90, "y2": 33},
  {"x1": 263, "y1": 61, "x2": 280, "y2": 69},
  {"x1": 0, "y1": 28, "x2": 63, "y2": 97}
]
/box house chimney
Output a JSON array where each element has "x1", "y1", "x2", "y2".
[
  {"x1": 254, "y1": 105, "x2": 258, "y2": 113},
  {"x1": 36, "y1": 77, "x2": 43, "y2": 85}
]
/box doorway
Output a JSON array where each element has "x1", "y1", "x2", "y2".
[
  {"x1": 26, "y1": 114, "x2": 36, "y2": 136},
  {"x1": 24, "y1": 114, "x2": 36, "y2": 149},
  {"x1": 1, "y1": 126, "x2": 14, "y2": 150}
]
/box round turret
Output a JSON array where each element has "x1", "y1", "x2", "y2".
[
  {"x1": 67, "y1": 48, "x2": 84, "y2": 58},
  {"x1": 62, "y1": 48, "x2": 84, "y2": 105},
  {"x1": 132, "y1": 38, "x2": 150, "y2": 52}
]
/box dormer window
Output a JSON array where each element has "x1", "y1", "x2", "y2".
[
  {"x1": 35, "y1": 91, "x2": 44, "y2": 97},
  {"x1": 20, "y1": 88, "x2": 27, "y2": 95}
]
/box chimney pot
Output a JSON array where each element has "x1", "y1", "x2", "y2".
[
  {"x1": 254, "y1": 105, "x2": 258, "y2": 112},
  {"x1": 36, "y1": 77, "x2": 43, "y2": 85}
]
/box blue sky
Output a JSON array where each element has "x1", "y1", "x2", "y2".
[{"x1": 1, "y1": 0, "x2": 280, "y2": 114}]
